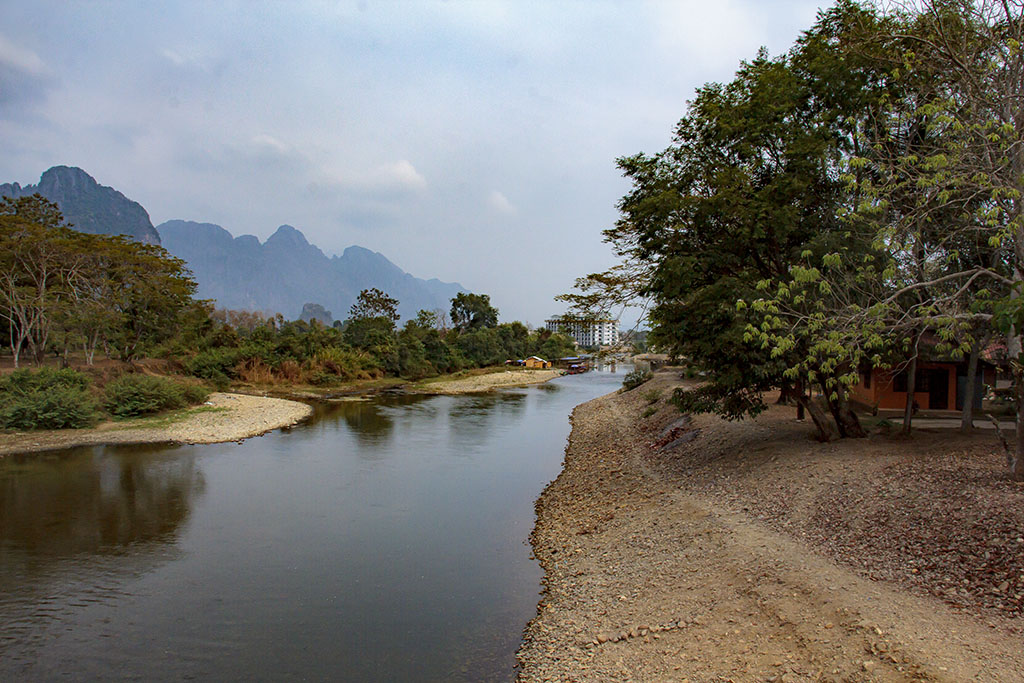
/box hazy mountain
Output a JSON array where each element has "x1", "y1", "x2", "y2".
[
  {"x1": 0, "y1": 166, "x2": 161, "y2": 244},
  {"x1": 157, "y1": 220, "x2": 465, "y2": 321}
]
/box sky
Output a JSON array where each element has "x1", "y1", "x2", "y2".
[{"x1": 0, "y1": 0, "x2": 828, "y2": 326}]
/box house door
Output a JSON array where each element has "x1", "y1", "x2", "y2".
[{"x1": 928, "y1": 368, "x2": 949, "y2": 410}]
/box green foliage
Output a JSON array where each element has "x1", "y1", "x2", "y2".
[
  {"x1": 0, "y1": 368, "x2": 97, "y2": 430},
  {"x1": 0, "y1": 195, "x2": 198, "y2": 366},
  {"x1": 168, "y1": 290, "x2": 565, "y2": 387},
  {"x1": 103, "y1": 374, "x2": 204, "y2": 418},
  {"x1": 181, "y1": 382, "x2": 211, "y2": 405},
  {"x1": 184, "y1": 347, "x2": 246, "y2": 386},
  {"x1": 450, "y1": 292, "x2": 499, "y2": 332},
  {"x1": 622, "y1": 369, "x2": 653, "y2": 391},
  {"x1": 538, "y1": 333, "x2": 575, "y2": 361},
  {"x1": 641, "y1": 405, "x2": 659, "y2": 418},
  {"x1": 349, "y1": 288, "x2": 400, "y2": 323}
]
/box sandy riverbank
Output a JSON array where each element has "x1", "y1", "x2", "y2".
[
  {"x1": 0, "y1": 392, "x2": 313, "y2": 457},
  {"x1": 517, "y1": 370, "x2": 1024, "y2": 681},
  {"x1": 411, "y1": 368, "x2": 562, "y2": 395}
]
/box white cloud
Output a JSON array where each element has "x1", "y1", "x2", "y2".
[
  {"x1": 322, "y1": 159, "x2": 427, "y2": 196},
  {"x1": 161, "y1": 48, "x2": 189, "y2": 67},
  {"x1": 487, "y1": 190, "x2": 515, "y2": 215},
  {"x1": 159, "y1": 45, "x2": 211, "y2": 70},
  {"x1": 0, "y1": 34, "x2": 46, "y2": 75},
  {"x1": 379, "y1": 159, "x2": 427, "y2": 191},
  {"x1": 250, "y1": 133, "x2": 292, "y2": 156}
]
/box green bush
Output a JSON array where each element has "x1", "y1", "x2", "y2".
[
  {"x1": 181, "y1": 382, "x2": 212, "y2": 405},
  {"x1": 0, "y1": 368, "x2": 98, "y2": 430},
  {"x1": 184, "y1": 347, "x2": 243, "y2": 381},
  {"x1": 103, "y1": 374, "x2": 206, "y2": 418},
  {"x1": 622, "y1": 369, "x2": 653, "y2": 391},
  {"x1": 642, "y1": 405, "x2": 659, "y2": 418}
]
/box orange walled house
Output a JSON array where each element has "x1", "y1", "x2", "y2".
[
  {"x1": 524, "y1": 356, "x2": 551, "y2": 369},
  {"x1": 850, "y1": 361, "x2": 997, "y2": 413}
]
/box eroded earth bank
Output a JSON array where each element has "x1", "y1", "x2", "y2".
[{"x1": 517, "y1": 370, "x2": 1024, "y2": 682}]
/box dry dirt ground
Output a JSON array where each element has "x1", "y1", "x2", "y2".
[
  {"x1": 0, "y1": 392, "x2": 313, "y2": 457},
  {"x1": 517, "y1": 370, "x2": 1024, "y2": 682},
  {"x1": 412, "y1": 368, "x2": 562, "y2": 394}
]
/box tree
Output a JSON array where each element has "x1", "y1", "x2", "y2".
[
  {"x1": 611, "y1": 25, "x2": 878, "y2": 439},
  {"x1": 348, "y1": 288, "x2": 399, "y2": 324},
  {"x1": 102, "y1": 240, "x2": 197, "y2": 361},
  {"x1": 450, "y1": 292, "x2": 499, "y2": 332},
  {"x1": 0, "y1": 197, "x2": 85, "y2": 366},
  {"x1": 855, "y1": 0, "x2": 1024, "y2": 472},
  {"x1": 753, "y1": 1, "x2": 1024, "y2": 464}
]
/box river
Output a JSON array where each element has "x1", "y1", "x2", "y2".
[{"x1": 0, "y1": 366, "x2": 626, "y2": 681}]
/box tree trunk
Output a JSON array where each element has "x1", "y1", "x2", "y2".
[
  {"x1": 1014, "y1": 357, "x2": 1024, "y2": 481},
  {"x1": 902, "y1": 332, "x2": 922, "y2": 435},
  {"x1": 796, "y1": 393, "x2": 836, "y2": 442},
  {"x1": 794, "y1": 376, "x2": 807, "y2": 420},
  {"x1": 822, "y1": 381, "x2": 867, "y2": 439},
  {"x1": 960, "y1": 334, "x2": 987, "y2": 433},
  {"x1": 835, "y1": 388, "x2": 867, "y2": 438}
]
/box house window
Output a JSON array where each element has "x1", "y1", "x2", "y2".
[{"x1": 893, "y1": 369, "x2": 929, "y2": 393}]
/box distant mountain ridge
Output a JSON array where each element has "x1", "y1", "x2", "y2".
[
  {"x1": 0, "y1": 166, "x2": 161, "y2": 244},
  {"x1": 158, "y1": 221, "x2": 464, "y2": 322},
  {"x1": 1, "y1": 166, "x2": 465, "y2": 321}
]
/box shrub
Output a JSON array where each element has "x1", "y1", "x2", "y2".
[
  {"x1": 0, "y1": 368, "x2": 98, "y2": 430},
  {"x1": 642, "y1": 405, "x2": 659, "y2": 418},
  {"x1": 184, "y1": 347, "x2": 243, "y2": 382},
  {"x1": 642, "y1": 388, "x2": 661, "y2": 404},
  {"x1": 622, "y1": 369, "x2": 653, "y2": 391},
  {"x1": 104, "y1": 374, "x2": 192, "y2": 418},
  {"x1": 181, "y1": 382, "x2": 212, "y2": 405},
  {"x1": 308, "y1": 369, "x2": 339, "y2": 386},
  {"x1": 235, "y1": 358, "x2": 276, "y2": 385},
  {"x1": 311, "y1": 347, "x2": 379, "y2": 380},
  {"x1": 277, "y1": 360, "x2": 302, "y2": 382}
]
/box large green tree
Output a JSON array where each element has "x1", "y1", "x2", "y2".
[
  {"x1": 609, "y1": 5, "x2": 893, "y2": 439},
  {"x1": 450, "y1": 292, "x2": 499, "y2": 332}
]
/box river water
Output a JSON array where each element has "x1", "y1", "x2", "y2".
[{"x1": 0, "y1": 367, "x2": 625, "y2": 681}]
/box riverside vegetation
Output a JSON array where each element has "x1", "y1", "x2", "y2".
[
  {"x1": 561, "y1": 0, "x2": 1024, "y2": 478},
  {"x1": 0, "y1": 195, "x2": 576, "y2": 430}
]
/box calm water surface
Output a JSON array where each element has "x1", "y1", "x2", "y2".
[{"x1": 0, "y1": 367, "x2": 626, "y2": 681}]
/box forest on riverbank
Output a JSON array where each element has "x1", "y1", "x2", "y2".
[{"x1": 0, "y1": 195, "x2": 577, "y2": 429}]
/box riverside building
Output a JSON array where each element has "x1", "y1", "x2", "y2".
[{"x1": 544, "y1": 316, "x2": 620, "y2": 348}]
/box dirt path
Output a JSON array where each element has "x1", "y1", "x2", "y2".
[
  {"x1": 0, "y1": 392, "x2": 313, "y2": 457},
  {"x1": 518, "y1": 378, "x2": 1024, "y2": 681}
]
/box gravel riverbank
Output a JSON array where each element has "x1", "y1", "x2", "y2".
[
  {"x1": 412, "y1": 368, "x2": 562, "y2": 394},
  {"x1": 0, "y1": 392, "x2": 313, "y2": 457},
  {"x1": 517, "y1": 370, "x2": 1024, "y2": 682}
]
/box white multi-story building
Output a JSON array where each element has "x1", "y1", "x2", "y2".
[{"x1": 544, "y1": 316, "x2": 620, "y2": 348}]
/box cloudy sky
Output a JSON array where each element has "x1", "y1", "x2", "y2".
[{"x1": 1, "y1": 0, "x2": 827, "y2": 325}]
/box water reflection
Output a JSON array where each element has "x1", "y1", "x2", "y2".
[
  {"x1": 0, "y1": 445, "x2": 203, "y2": 557},
  {"x1": 0, "y1": 368, "x2": 628, "y2": 681}
]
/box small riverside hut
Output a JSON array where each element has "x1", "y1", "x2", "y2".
[{"x1": 524, "y1": 356, "x2": 551, "y2": 369}]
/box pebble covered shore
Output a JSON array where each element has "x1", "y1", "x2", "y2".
[{"x1": 0, "y1": 392, "x2": 313, "y2": 456}]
